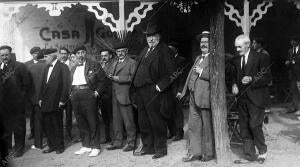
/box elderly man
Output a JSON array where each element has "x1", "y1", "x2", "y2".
[
  {"x1": 71, "y1": 46, "x2": 108, "y2": 157},
  {"x1": 39, "y1": 49, "x2": 70, "y2": 154},
  {"x1": 232, "y1": 34, "x2": 271, "y2": 164},
  {"x1": 179, "y1": 31, "x2": 214, "y2": 162},
  {"x1": 0, "y1": 45, "x2": 31, "y2": 157},
  {"x1": 132, "y1": 24, "x2": 176, "y2": 159},
  {"x1": 25, "y1": 46, "x2": 41, "y2": 140},
  {"x1": 106, "y1": 42, "x2": 136, "y2": 152}
]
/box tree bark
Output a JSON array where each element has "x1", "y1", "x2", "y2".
[{"x1": 209, "y1": 0, "x2": 231, "y2": 165}]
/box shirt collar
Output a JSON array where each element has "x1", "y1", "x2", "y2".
[
  {"x1": 202, "y1": 53, "x2": 210, "y2": 57},
  {"x1": 244, "y1": 49, "x2": 250, "y2": 58},
  {"x1": 33, "y1": 60, "x2": 38, "y2": 64},
  {"x1": 50, "y1": 59, "x2": 58, "y2": 67}
]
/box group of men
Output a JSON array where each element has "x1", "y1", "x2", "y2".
[{"x1": 0, "y1": 23, "x2": 275, "y2": 164}]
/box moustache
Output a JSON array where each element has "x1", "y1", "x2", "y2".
[{"x1": 200, "y1": 45, "x2": 208, "y2": 49}]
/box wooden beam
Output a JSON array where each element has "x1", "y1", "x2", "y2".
[{"x1": 209, "y1": 0, "x2": 231, "y2": 165}]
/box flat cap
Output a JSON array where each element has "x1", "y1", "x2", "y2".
[
  {"x1": 30, "y1": 47, "x2": 41, "y2": 54},
  {"x1": 73, "y1": 45, "x2": 87, "y2": 54},
  {"x1": 0, "y1": 45, "x2": 12, "y2": 52},
  {"x1": 41, "y1": 48, "x2": 57, "y2": 56}
]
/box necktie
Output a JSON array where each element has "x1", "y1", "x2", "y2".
[
  {"x1": 144, "y1": 47, "x2": 153, "y2": 58},
  {"x1": 3, "y1": 63, "x2": 8, "y2": 72},
  {"x1": 242, "y1": 55, "x2": 246, "y2": 76}
]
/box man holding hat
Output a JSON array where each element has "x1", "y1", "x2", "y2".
[
  {"x1": 71, "y1": 45, "x2": 108, "y2": 157},
  {"x1": 39, "y1": 48, "x2": 70, "y2": 154},
  {"x1": 25, "y1": 46, "x2": 41, "y2": 140},
  {"x1": 132, "y1": 24, "x2": 176, "y2": 159},
  {"x1": 179, "y1": 31, "x2": 215, "y2": 162},
  {"x1": 0, "y1": 45, "x2": 31, "y2": 157},
  {"x1": 106, "y1": 42, "x2": 137, "y2": 152}
]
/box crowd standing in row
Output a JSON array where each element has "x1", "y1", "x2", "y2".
[{"x1": 1, "y1": 23, "x2": 299, "y2": 164}]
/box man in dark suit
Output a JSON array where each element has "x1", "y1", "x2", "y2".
[
  {"x1": 106, "y1": 42, "x2": 136, "y2": 152},
  {"x1": 0, "y1": 45, "x2": 31, "y2": 157},
  {"x1": 25, "y1": 46, "x2": 41, "y2": 141},
  {"x1": 71, "y1": 46, "x2": 108, "y2": 157},
  {"x1": 97, "y1": 48, "x2": 114, "y2": 143},
  {"x1": 132, "y1": 24, "x2": 176, "y2": 159},
  {"x1": 285, "y1": 38, "x2": 300, "y2": 113},
  {"x1": 167, "y1": 42, "x2": 186, "y2": 142},
  {"x1": 180, "y1": 31, "x2": 214, "y2": 162},
  {"x1": 232, "y1": 34, "x2": 271, "y2": 164},
  {"x1": 25, "y1": 49, "x2": 47, "y2": 150},
  {"x1": 39, "y1": 49, "x2": 70, "y2": 154}
]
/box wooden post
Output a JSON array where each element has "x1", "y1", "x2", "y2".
[{"x1": 209, "y1": 0, "x2": 231, "y2": 165}]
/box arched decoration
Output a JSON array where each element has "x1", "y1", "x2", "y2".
[
  {"x1": 224, "y1": 0, "x2": 274, "y2": 36},
  {"x1": 81, "y1": 0, "x2": 158, "y2": 41}
]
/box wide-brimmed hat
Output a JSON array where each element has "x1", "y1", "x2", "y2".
[
  {"x1": 143, "y1": 24, "x2": 160, "y2": 36},
  {"x1": 113, "y1": 41, "x2": 127, "y2": 50},
  {"x1": 196, "y1": 31, "x2": 210, "y2": 41}
]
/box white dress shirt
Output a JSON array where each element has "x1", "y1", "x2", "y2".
[
  {"x1": 241, "y1": 49, "x2": 250, "y2": 68},
  {"x1": 72, "y1": 62, "x2": 87, "y2": 85},
  {"x1": 46, "y1": 59, "x2": 58, "y2": 83}
]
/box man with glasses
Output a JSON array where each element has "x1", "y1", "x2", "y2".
[{"x1": 106, "y1": 42, "x2": 137, "y2": 152}]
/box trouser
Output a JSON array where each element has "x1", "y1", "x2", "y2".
[
  {"x1": 29, "y1": 105, "x2": 35, "y2": 136},
  {"x1": 71, "y1": 89, "x2": 101, "y2": 149},
  {"x1": 136, "y1": 85, "x2": 167, "y2": 154},
  {"x1": 290, "y1": 79, "x2": 299, "y2": 110},
  {"x1": 0, "y1": 112, "x2": 8, "y2": 167},
  {"x1": 187, "y1": 94, "x2": 214, "y2": 156},
  {"x1": 99, "y1": 94, "x2": 112, "y2": 141},
  {"x1": 64, "y1": 101, "x2": 73, "y2": 136},
  {"x1": 168, "y1": 99, "x2": 184, "y2": 137},
  {"x1": 33, "y1": 105, "x2": 43, "y2": 148},
  {"x1": 238, "y1": 97, "x2": 267, "y2": 159},
  {"x1": 43, "y1": 111, "x2": 64, "y2": 150},
  {"x1": 111, "y1": 93, "x2": 136, "y2": 147},
  {"x1": 3, "y1": 106, "x2": 26, "y2": 152}
]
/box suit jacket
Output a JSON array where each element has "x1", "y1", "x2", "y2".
[
  {"x1": 25, "y1": 60, "x2": 47, "y2": 105},
  {"x1": 132, "y1": 42, "x2": 176, "y2": 118},
  {"x1": 109, "y1": 57, "x2": 136, "y2": 105},
  {"x1": 2, "y1": 60, "x2": 31, "y2": 109},
  {"x1": 232, "y1": 49, "x2": 272, "y2": 108},
  {"x1": 40, "y1": 61, "x2": 70, "y2": 113},
  {"x1": 70, "y1": 59, "x2": 108, "y2": 96},
  {"x1": 287, "y1": 46, "x2": 300, "y2": 80},
  {"x1": 171, "y1": 55, "x2": 187, "y2": 96},
  {"x1": 181, "y1": 54, "x2": 210, "y2": 108}
]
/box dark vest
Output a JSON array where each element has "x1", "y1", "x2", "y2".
[{"x1": 133, "y1": 55, "x2": 154, "y2": 88}]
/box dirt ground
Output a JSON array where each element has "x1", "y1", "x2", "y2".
[{"x1": 7, "y1": 105, "x2": 300, "y2": 167}]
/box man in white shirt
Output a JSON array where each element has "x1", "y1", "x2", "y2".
[
  {"x1": 39, "y1": 48, "x2": 70, "y2": 154},
  {"x1": 71, "y1": 46, "x2": 108, "y2": 157}
]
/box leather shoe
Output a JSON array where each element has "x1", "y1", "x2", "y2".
[
  {"x1": 182, "y1": 154, "x2": 201, "y2": 162},
  {"x1": 133, "y1": 149, "x2": 154, "y2": 156},
  {"x1": 200, "y1": 155, "x2": 214, "y2": 162},
  {"x1": 123, "y1": 145, "x2": 135, "y2": 152},
  {"x1": 43, "y1": 148, "x2": 55, "y2": 154},
  {"x1": 56, "y1": 149, "x2": 64, "y2": 154},
  {"x1": 152, "y1": 152, "x2": 167, "y2": 159},
  {"x1": 106, "y1": 145, "x2": 122, "y2": 151},
  {"x1": 172, "y1": 135, "x2": 183, "y2": 142},
  {"x1": 257, "y1": 157, "x2": 265, "y2": 164}
]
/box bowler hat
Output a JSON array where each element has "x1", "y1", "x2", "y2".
[
  {"x1": 30, "y1": 47, "x2": 41, "y2": 54},
  {"x1": 196, "y1": 31, "x2": 210, "y2": 41},
  {"x1": 143, "y1": 24, "x2": 160, "y2": 36},
  {"x1": 73, "y1": 45, "x2": 87, "y2": 54},
  {"x1": 113, "y1": 41, "x2": 127, "y2": 50}
]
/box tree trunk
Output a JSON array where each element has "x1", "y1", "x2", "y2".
[{"x1": 209, "y1": 0, "x2": 231, "y2": 165}]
